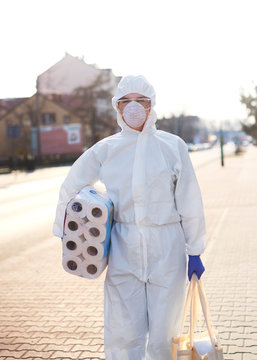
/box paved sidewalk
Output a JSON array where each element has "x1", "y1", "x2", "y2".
[
  {"x1": 200, "y1": 146, "x2": 257, "y2": 360},
  {"x1": 0, "y1": 146, "x2": 257, "y2": 359}
]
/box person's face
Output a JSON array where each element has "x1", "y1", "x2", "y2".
[{"x1": 117, "y1": 93, "x2": 151, "y2": 131}]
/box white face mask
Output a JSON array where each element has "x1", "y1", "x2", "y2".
[{"x1": 122, "y1": 101, "x2": 147, "y2": 128}]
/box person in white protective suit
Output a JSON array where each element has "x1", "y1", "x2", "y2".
[{"x1": 53, "y1": 75, "x2": 206, "y2": 360}]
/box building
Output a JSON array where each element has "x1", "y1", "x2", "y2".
[
  {"x1": 0, "y1": 94, "x2": 83, "y2": 162},
  {"x1": 37, "y1": 53, "x2": 120, "y2": 147},
  {"x1": 0, "y1": 53, "x2": 121, "y2": 165},
  {"x1": 157, "y1": 115, "x2": 209, "y2": 144},
  {"x1": 37, "y1": 52, "x2": 119, "y2": 96}
]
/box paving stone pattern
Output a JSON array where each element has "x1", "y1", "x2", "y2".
[
  {"x1": 200, "y1": 146, "x2": 257, "y2": 360},
  {"x1": 0, "y1": 146, "x2": 257, "y2": 359}
]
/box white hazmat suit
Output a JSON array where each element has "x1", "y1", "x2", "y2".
[{"x1": 53, "y1": 75, "x2": 206, "y2": 359}]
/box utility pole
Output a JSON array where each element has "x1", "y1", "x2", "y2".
[
  {"x1": 174, "y1": 116, "x2": 179, "y2": 136},
  {"x1": 219, "y1": 126, "x2": 224, "y2": 167},
  {"x1": 35, "y1": 78, "x2": 41, "y2": 161}
]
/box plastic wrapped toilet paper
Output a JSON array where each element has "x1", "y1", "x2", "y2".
[
  {"x1": 62, "y1": 185, "x2": 114, "y2": 280},
  {"x1": 64, "y1": 215, "x2": 85, "y2": 238},
  {"x1": 83, "y1": 222, "x2": 106, "y2": 242},
  {"x1": 62, "y1": 254, "x2": 84, "y2": 276},
  {"x1": 82, "y1": 258, "x2": 107, "y2": 279},
  {"x1": 82, "y1": 240, "x2": 104, "y2": 261},
  {"x1": 62, "y1": 235, "x2": 85, "y2": 256}
]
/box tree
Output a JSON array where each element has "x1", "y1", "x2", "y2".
[
  {"x1": 69, "y1": 72, "x2": 117, "y2": 148},
  {"x1": 157, "y1": 114, "x2": 208, "y2": 143},
  {"x1": 240, "y1": 85, "x2": 257, "y2": 140}
]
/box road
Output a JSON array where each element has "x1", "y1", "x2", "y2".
[{"x1": 0, "y1": 143, "x2": 236, "y2": 262}]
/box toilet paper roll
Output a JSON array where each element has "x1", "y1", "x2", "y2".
[
  {"x1": 62, "y1": 254, "x2": 84, "y2": 276},
  {"x1": 86, "y1": 203, "x2": 109, "y2": 224},
  {"x1": 81, "y1": 257, "x2": 107, "y2": 279},
  {"x1": 64, "y1": 215, "x2": 85, "y2": 238},
  {"x1": 82, "y1": 240, "x2": 104, "y2": 261},
  {"x1": 67, "y1": 197, "x2": 89, "y2": 219},
  {"x1": 83, "y1": 222, "x2": 106, "y2": 242},
  {"x1": 62, "y1": 235, "x2": 85, "y2": 256}
]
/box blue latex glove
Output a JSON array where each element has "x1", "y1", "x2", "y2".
[{"x1": 188, "y1": 255, "x2": 205, "y2": 281}]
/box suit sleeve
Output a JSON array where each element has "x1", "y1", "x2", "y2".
[
  {"x1": 53, "y1": 146, "x2": 101, "y2": 238},
  {"x1": 174, "y1": 139, "x2": 206, "y2": 255}
]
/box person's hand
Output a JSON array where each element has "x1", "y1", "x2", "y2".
[{"x1": 188, "y1": 255, "x2": 205, "y2": 281}]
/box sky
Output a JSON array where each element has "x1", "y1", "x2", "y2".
[{"x1": 1, "y1": 0, "x2": 257, "y2": 123}]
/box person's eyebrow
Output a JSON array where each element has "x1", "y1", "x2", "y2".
[{"x1": 120, "y1": 95, "x2": 147, "y2": 100}]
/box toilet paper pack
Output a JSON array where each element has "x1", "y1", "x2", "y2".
[{"x1": 62, "y1": 185, "x2": 114, "y2": 280}]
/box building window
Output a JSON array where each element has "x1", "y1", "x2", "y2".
[
  {"x1": 42, "y1": 113, "x2": 56, "y2": 125},
  {"x1": 63, "y1": 115, "x2": 70, "y2": 124}
]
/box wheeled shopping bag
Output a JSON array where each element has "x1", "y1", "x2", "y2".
[{"x1": 172, "y1": 274, "x2": 224, "y2": 360}]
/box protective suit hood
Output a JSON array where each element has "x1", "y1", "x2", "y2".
[{"x1": 112, "y1": 75, "x2": 157, "y2": 134}]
